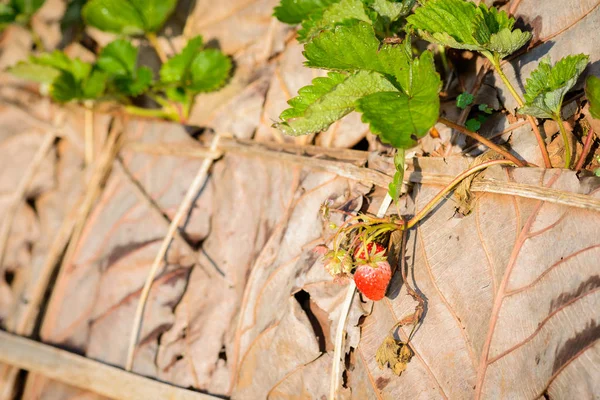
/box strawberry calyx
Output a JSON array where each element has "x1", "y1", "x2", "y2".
[{"x1": 323, "y1": 248, "x2": 353, "y2": 277}]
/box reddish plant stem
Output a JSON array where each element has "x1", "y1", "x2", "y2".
[
  {"x1": 438, "y1": 117, "x2": 526, "y2": 167},
  {"x1": 575, "y1": 124, "x2": 596, "y2": 171}
]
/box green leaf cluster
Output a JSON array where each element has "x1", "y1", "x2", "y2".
[
  {"x1": 0, "y1": 0, "x2": 45, "y2": 29},
  {"x1": 82, "y1": 0, "x2": 177, "y2": 35},
  {"x1": 9, "y1": 35, "x2": 232, "y2": 120},
  {"x1": 276, "y1": 22, "x2": 441, "y2": 149},
  {"x1": 407, "y1": 0, "x2": 531, "y2": 61},
  {"x1": 519, "y1": 54, "x2": 589, "y2": 120}
]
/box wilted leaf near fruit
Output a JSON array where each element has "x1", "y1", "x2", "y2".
[{"x1": 376, "y1": 335, "x2": 414, "y2": 376}]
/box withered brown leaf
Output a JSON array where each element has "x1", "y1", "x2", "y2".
[{"x1": 375, "y1": 335, "x2": 414, "y2": 376}]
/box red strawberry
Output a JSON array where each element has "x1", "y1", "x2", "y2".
[
  {"x1": 353, "y1": 242, "x2": 386, "y2": 260},
  {"x1": 353, "y1": 260, "x2": 391, "y2": 301}
]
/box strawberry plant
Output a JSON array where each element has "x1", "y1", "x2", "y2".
[
  {"x1": 7, "y1": 0, "x2": 232, "y2": 123},
  {"x1": 274, "y1": 0, "x2": 600, "y2": 379}
]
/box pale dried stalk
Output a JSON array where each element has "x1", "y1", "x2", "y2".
[
  {"x1": 128, "y1": 140, "x2": 600, "y2": 213},
  {"x1": 84, "y1": 102, "x2": 94, "y2": 165},
  {"x1": 125, "y1": 134, "x2": 221, "y2": 371},
  {"x1": 0, "y1": 331, "x2": 219, "y2": 400},
  {"x1": 330, "y1": 194, "x2": 393, "y2": 400},
  {"x1": 0, "y1": 126, "x2": 60, "y2": 269}
]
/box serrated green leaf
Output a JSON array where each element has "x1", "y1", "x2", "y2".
[
  {"x1": 586, "y1": 75, "x2": 600, "y2": 120},
  {"x1": 114, "y1": 66, "x2": 153, "y2": 96},
  {"x1": 487, "y1": 28, "x2": 531, "y2": 59},
  {"x1": 370, "y1": 0, "x2": 415, "y2": 23},
  {"x1": 456, "y1": 92, "x2": 474, "y2": 109},
  {"x1": 274, "y1": 0, "x2": 340, "y2": 24},
  {"x1": 49, "y1": 71, "x2": 80, "y2": 102},
  {"x1": 297, "y1": 0, "x2": 371, "y2": 43},
  {"x1": 407, "y1": 0, "x2": 530, "y2": 59},
  {"x1": 159, "y1": 35, "x2": 204, "y2": 84},
  {"x1": 165, "y1": 86, "x2": 189, "y2": 104},
  {"x1": 8, "y1": 61, "x2": 59, "y2": 83},
  {"x1": 280, "y1": 71, "x2": 347, "y2": 120},
  {"x1": 304, "y1": 21, "x2": 411, "y2": 81},
  {"x1": 82, "y1": 69, "x2": 107, "y2": 99},
  {"x1": 82, "y1": 0, "x2": 144, "y2": 35},
  {"x1": 478, "y1": 103, "x2": 493, "y2": 114},
  {"x1": 276, "y1": 70, "x2": 397, "y2": 136},
  {"x1": 97, "y1": 39, "x2": 137, "y2": 76},
  {"x1": 356, "y1": 51, "x2": 441, "y2": 148},
  {"x1": 519, "y1": 54, "x2": 589, "y2": 119},
  {"x1": 31, "y1": 50, "x2": 73, "y2": 72},
  {"x1": 129, "y1": 0, "x2": 177, "y2": 32},
  {"x1": 188, "y1": 49, "x2": 231, "y2": 92},
  {"x1": 11, "y1": 0, "x2": 45, "y2": 17}
]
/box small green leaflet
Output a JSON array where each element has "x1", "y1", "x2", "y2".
[
  {"x1": 297, "y1": 0, "x2": 371, "y2": 43},
  {"x1": 304, "y1": 22, "x2": 411, "y2": 80},
  {"x1": 478, "y1": 103, "x2": 493, "y2": 114},
  {"x1": 50, "y1": 68, "x2": 107, "y2": 102},
  {"x1": 8, "y1": 62, "x2": 59, "y2": 83},
  {"x1": 465, "y1": 118, "x2": 481, "y2": 131},
  {"x1": 356, "y1": 51, "x2": 441, "y2": 148},
  {"x1": 12, "y1": 0, "x2": 45, "y2": 17},
  {"x1": 275, "y1": 70, "x2": 397, "y2": 136},
  {"x1": 0, "y1": 0, "x2": 45, "y2": 28},
  {"x1": 159, "y1": 36, "x2": 231, "y2": 94},
  {"x1": 274, "y1": 0, "x2": 340, "y2": 24},
  {"x1": 388, "y1": 148, "x2": 405, "y2": 203},
  {"x1": 97, "y1": 39, "x2": 152, "y2": 96},
  {"x1": 518, "y1": 54, "x2": 589, "y2": 119},
  {"x1": 160, "y1": 36, "x2": 204, "y2": 84},
  {"x1": 456, "y1": 92, "x2": 474, "y2": 109},
  {"x1": 586, "y1": 75, "x2": 600, "y2": 120},
  {"x1": 407, "y1": 0, "x2": 531, "y2": 60},
  {"x1": 82, "y1": 0, "x2": 177, "y2": 35}
]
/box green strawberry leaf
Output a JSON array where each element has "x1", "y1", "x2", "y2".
[
  {"x1": 518, "y1": 54, "x2": 589, "y2": 119},
  {"x1": 297, "y1": 0, "x2": 371, "y2": 43},
  {"x1": 456, "y1": 92, "x2": 474, "y2": 109},
  {"x1": 49, "y1": 71, "x2": 79, "y2": 102},
  {"x1": 31, "y1": 50, "x2": 73, "y2": 72},
  {"x1": 356, "y1": 51, "x2": 441, "y2": 148},
  {"x1": 304, "y1": 21, "x2": 411, "y2": 81},
  {"x1": 275, "y1": 70, "x2": 397, "y2": 136},
  {"x1": 97, "y1": 39, "x2": 137, "y2": 76},
  {"x1": 82, "y1": 0, "x2": 176, "y2": 35},
  {"x1": 8, "y1": 61, "x2": 59, "y2": 83},
  {"x1": 369, "y1": 0, "x2": 415, "y2": 23},
  {"x1": 586, "y1": 75, "x2": 600, "y2": 120},
  {"x1": 274, "y1": 0, "x2": 340, "y2": 24},
  {"x1": 114, "y1": 66, "x2": 153, "y2": 96},
  {"x1": 82, "y1": 69, "x2": 107, "y2": 99},
  {"x1": 407, "y1": 0, "x2": 531, "y2": 60},
  {"x1": 188, "y1": 49, "x2": 232, "y2": 92},
  {"x1": 159, "y1": 35, "x2": 204, "y2": 84}
]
